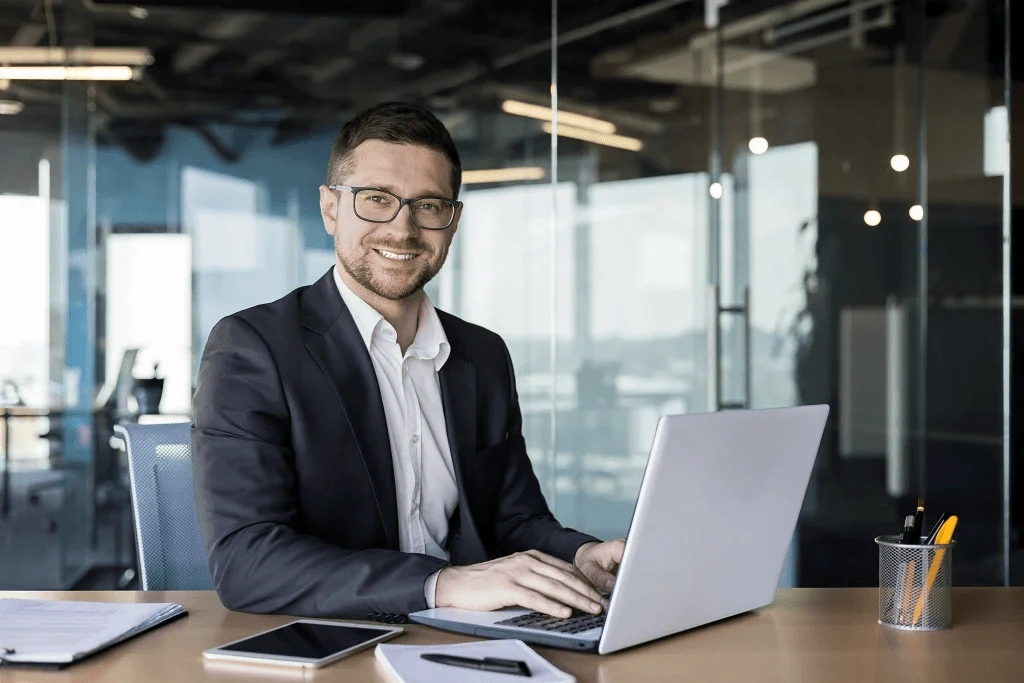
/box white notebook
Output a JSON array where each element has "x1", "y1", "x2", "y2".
[
  {"x1": 376, "y1": 639, "x2": 575, "y2": 683},
  {"x1": 0, "y1": 598, "x2": 186, "y2": 666}
]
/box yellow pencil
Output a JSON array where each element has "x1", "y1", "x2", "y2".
[{"x1": 911, "y1": 515, "x2": 958, "y2": 625}]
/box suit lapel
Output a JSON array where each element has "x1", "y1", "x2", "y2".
[
  {"x1": 300, "y1": 271, "x2": 399, "y2": 550},
  {"x1": 438, "y1": 326, "x2": 488, "y2": 564},
  {"x1": 439, "y1": 355, "x2": 477, "y2": 491}
]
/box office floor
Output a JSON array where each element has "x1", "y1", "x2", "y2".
[{"x1": 0, "y1": 470, "x2": 135, "y2": 590}]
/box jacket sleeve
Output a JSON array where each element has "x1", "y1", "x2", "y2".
[
  {"x1": 490, "y1": 340, "x2": 601, "y2": 563},
  {"x1": 191, "y1": 315, "x2": 447, "y2": 617}
]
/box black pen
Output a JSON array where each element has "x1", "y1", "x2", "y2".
[
  {"x1": 912, "y1": 498, "x2": 925, "y2": 543},
  {"x1": 420, "y1": 653, "x2": 532, "y2": 677},
  {"x1": 924, "y1": 513, "x2": 947, "y2": 544}
]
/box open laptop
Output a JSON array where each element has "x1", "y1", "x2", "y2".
[{"x1": 410, "y1": 405, "x2": 829, "y2": 655}]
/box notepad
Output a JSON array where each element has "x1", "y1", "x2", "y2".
[
  {"x1": 0, "y1": 598, "x2": 186, "y2": 667},
  {"x1": 375, "y1": 639, "x2": 575, "y2": 683}
]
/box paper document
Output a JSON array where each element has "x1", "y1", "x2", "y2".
[
  {"x1": 375, "y1": 639, "x2": 575, "y2": 683},
  {"x1": 0, "y1": 599, "x2": 185, "y2": 665}
]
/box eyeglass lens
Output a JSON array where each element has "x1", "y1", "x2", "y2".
[{"x1": 354, "y1": 188, "x2": 454, "y2": 229}]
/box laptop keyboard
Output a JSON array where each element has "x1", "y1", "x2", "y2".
[{"x1": 495, "y1": 610, "x2": 606, "y2": 634}]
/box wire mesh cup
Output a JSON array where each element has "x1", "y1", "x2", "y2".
[{"x1": 875, "y1": 535, "x2": 955, "y2": 630}]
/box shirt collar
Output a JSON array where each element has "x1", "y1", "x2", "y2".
[{"x1": 333, "y1": 266, "x2": 450, "y2": 371}]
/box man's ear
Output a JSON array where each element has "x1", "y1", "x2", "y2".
[
  {"x1": 448, "y1": 202, "x2": 463, "y2": 238},
  {"x1": 319, "y1": 185, "x2": 338, "y2": 236}
]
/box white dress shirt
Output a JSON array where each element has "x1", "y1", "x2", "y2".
[{"x1": 334, "y1": 267, "x2": 457, "y2": 607}]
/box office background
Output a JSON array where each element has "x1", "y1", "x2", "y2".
[{"x1": 0, "y1": 0, "x2": 1019, "y2": 591}]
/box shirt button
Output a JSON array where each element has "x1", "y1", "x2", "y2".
[{"x1": 411, "y1": 434, "x2": 419, "y2": 445}]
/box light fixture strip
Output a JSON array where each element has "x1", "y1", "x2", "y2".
[
  {"x1": 541, "y1": 122, "x2": 643, "y2": 152},
  {"x1": 0, "y1": 66, "x2": 137, "y2": 81},
  {"x1": 462, "y1": 167, "x2": 547, "y2": 184},
  {"x1": 0, "y1": 46, "x2": 153, "y2": 65},
  {"x1": 503, "y1": 99, "x2": 617, "y2": 135}
]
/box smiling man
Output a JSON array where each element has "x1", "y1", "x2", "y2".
[{"x1": 192, "y1": 102, "x2": 624, "y2": 622}]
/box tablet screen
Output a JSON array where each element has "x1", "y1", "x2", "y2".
[{"x1": 219, "y1": 622, "x2": 392, "y2": 660}]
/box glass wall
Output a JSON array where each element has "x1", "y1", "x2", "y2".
[{"x1": 0, "y1": 0, "x2": 1014, "y2": 590}]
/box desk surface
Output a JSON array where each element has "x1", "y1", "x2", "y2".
[{"x1": 1, "y1": 589, "x2": 1022, "y2": 683}]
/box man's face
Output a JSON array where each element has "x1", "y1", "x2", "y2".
[{"x1": 319, "y1": 139, "x2": 460, "y2": 302}]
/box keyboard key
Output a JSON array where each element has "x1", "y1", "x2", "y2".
[{"x1": 496, "y1": 610, "x2": 606, "y2": 634}]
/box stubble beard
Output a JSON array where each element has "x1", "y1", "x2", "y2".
[{"x1": 336, "y1": 234, "x2": 447, "y2": 301}]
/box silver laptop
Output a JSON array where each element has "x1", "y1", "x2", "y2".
[{"x1": 410, "y1": 405, "x2": 829, "y2": 654}]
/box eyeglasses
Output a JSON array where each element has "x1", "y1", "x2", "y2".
[{"x1": 328, "y1": 185, "x2": 461, "y2": 231}]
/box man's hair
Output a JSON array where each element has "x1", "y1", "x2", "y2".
[{"x1": 327, "y1": 102, "x2": 462, "y2": 199}]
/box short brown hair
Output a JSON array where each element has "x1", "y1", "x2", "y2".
[{"x1": 327, "y1": 102, "x2": 462, "y2": 199}]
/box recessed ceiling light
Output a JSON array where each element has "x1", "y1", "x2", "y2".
[
  {"x1": 748, "y1": 136, "x2": 769, "y2": 155},
  {"x1": 0, "y1": 99, "x2": 25, "y2": 115},
  {"x1": 130, "y1": 6, "x2": 149, "y2": 19}
]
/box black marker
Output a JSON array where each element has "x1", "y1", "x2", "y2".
[{"x1": 900, "y1": 515, "x2": 916, "y2": 545}]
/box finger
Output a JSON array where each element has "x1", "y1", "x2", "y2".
[
  {"x1": 605, "y1": 538, "x2": 626, "y2": 564},
  {"x1": 512, "y1": 587, "x2": 574, "y2": 619},
  {"x1": 516, "y1": 570, "x2": 604, "y2": 615},
  {"x1": 526, "y1": 557, "x2": 605, "y2": 605},
  {"x1": 584, "y1": 566, "x2": 617, "y2": 592}
]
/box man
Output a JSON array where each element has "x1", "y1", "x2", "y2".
[{"x1": 192, "y1": 102, "x2": 624, "y2": 622}]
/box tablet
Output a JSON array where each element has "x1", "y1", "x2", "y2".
[{"x1": 203, "y1": 619, "x2": 403, "y2": 668}]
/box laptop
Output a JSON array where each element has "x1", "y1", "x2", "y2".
[{"x1": 410, "y1": 405, "x2": 829, "y2": 655}]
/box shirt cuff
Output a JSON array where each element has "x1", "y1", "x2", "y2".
[{"x1": 424, "y1": 569, "x2": 442, "y2": 608}]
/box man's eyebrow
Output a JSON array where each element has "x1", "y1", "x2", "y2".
[{"x1": 359, "y1": 182, "x2": 450, "y2": 198}]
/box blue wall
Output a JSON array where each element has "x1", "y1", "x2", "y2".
[{"x1": 96, "y1": 123, "x2": 337, "y2": 250}]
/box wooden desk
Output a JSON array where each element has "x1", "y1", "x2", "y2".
[{"x1": 2, "y1": 589, "x2": 1022, "y2": 683}]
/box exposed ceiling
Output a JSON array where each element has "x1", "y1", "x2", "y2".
[{"x1": 0, "y1": 0, "x2": 1000, "y2": 168}]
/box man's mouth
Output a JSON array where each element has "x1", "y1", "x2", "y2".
[{"x1": 374, "y1": 248, "x2": 417, "y2": 261}]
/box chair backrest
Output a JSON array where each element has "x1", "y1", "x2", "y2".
[{"x1": 115, "y1": 422, "x2": 214, "y2": 590}]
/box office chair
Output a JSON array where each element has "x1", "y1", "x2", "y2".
[{"x1": 114, "y1": 422, "x2": 214, "y2": 590}]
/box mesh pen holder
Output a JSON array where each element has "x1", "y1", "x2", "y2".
[{"x1": 875, "y1": 535, "x2": 955, "y2": 630}]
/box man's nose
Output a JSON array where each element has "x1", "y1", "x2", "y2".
[{"x1": 390, "y1": 202, "x2": 419, "y2": 235}]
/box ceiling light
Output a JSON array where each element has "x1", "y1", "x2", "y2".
[
  {"x1": 864, "y1": 209, "x2": 881, "y2": 227},
  {"x1": 541, "y1": 122, "x2": 643, "y2": 152},
  {"x1": 709, "y1": 182, "x2": 723, "y2": 199},
  {"x1": 388, "y1": 52, "x2": 425, "y2": 71},
  {"x1": 506, "y1": 100, "x2": 616, "y2": 134},
  {"x1": 0, "y1": 47, "x2": 152, "y2": 65},
  {"x1": 0, "y1": 66, "x2": 137, "y2": 81},
  {"x1": 748, "y1": 136, "x2": 769, "y2": 155},
  {"x1": 909, "y1": 204, "x2": 924, "y2": 221},
  {"x1": 890, "y1": 154, "x2": 910, "y2": 172},
  {"x1": 0, "y1": 99, "x2": 24, "y2": 115},
  {"x1": 462, "y1": 167, "x2": 546, "y2": 184},
  {"x1": 129, "y1": 6, "x2": 149, "y2": 19}
]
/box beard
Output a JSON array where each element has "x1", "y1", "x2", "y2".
[{"x1": 336, "y1": 233, "x2": 447, "y2": 301}]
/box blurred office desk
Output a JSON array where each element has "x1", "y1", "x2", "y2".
[{"x1": 1, "y1": 589, "x2": 1022, "y2": 683}]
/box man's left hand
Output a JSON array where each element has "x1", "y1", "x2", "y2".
[{"x1": 574, "y1": 539, "x2": 626, "y2": 593}]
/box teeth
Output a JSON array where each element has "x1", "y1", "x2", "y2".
[{"x1": 378, "y1": 249, "x2": 415, "y2": 261}]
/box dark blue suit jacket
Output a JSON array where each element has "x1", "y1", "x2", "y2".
[{"x1": 191, "y1": 269, "x2": 597, "y2": 619}]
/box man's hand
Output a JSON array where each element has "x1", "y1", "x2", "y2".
[
  {"x1": 433, "y1": 550, "x2": 607, "y2": 619},
  {"x1": 574, "y1": 539, "x2": 626, "y2": 592}
]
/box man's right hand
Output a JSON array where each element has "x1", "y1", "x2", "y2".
[{"x1": 433, "y1": 550, "x2": 607, "y2": 618}]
